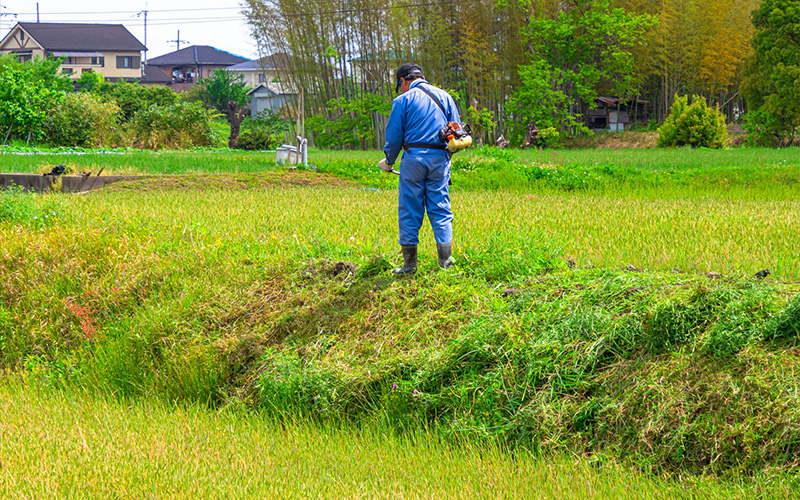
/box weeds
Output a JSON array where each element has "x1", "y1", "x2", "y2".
[{"x1": 0, "y1": 184, "x2": 61, "y2": 228}]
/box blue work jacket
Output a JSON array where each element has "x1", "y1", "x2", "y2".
[{"x1": 383, "y1": 80, "x2": 461, "y2": 165}]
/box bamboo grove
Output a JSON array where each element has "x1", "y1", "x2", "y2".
[{"x1": 243, "y1": 0, "x2": 765, "y2": 148}]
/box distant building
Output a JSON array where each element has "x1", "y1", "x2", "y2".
[
  {"x1": 587, "y1": 97, "x2": 650, "y2": 132},
  {"x1": 247, "y1": 82, "x2": 298, "y2": 118},
  {"x1": 146, "y1": 45, "x2": 248, "y2": 92},
  {"x1": 0, "y1": 22, "x2": 146, "y2": 81},
  {"x1": 139, "y1": 63, "x2": 173, "y2": 86},
  {"x1": 226, "y1": 53, "x2": 292, "y2": 88}
]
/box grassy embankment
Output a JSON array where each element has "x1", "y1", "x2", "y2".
[{"x1": 1, "y1": 146, "x2": 800, "y2": 485}]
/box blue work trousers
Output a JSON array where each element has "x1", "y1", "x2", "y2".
[{"x1": 398, "y1": 150, "x2": 453, "y2": 245}]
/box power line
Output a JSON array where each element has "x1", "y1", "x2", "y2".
[
  {"x1": 9, "y1": 16, "x2": 246, "y2": 25},
  {"x1": 250, "y1": 2, "x2": 441, "y2": 18},
  {"x1": 5, "y1": 2, "x2": 445, "y2": 35},
  {"x1": 12, "y1": 2, "x2": 441, "y2": 20},
  {"x1": 13, "y1": 7, "x2": 242, "y2": 15},
  {"x1": 145, "y1": 18, "x2": 245, "y2": 26}
]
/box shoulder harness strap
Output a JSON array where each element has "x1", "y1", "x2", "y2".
[{"x1": 403, "y1": 84, "x2": 451, "y2": 153}]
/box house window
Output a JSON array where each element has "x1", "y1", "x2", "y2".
[
  {"x1": 62, "y1": 68, "x2": 74, "y2": 75},
  {"x1": 116, "y1": 55, "x2": 140, "y2": 69},
  {"x1": 91, "y1": 57, "x2": 104, "y2": 66},
  {"x1": 82, "y1": 69, "x2": 93, "y2": 74},
  {"x1": 19, "y1": 31, "x2": 24, "y2": 42},
  {"x1": 12, "y1": 51, "x2": 32, "y2": 63},
  {"x1": 258, "y1": 73, "x2": 266, "y2": 83}
]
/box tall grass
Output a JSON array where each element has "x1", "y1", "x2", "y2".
[
  {"x1": 1, "y1": 177, "x2": 800, "y2": 476},
  {"x1": 67, "y1": 183, "x2": 800, "y2": 277},
  {"x1": 0, "y1": 381, "x2": 794, "y2": 499}
]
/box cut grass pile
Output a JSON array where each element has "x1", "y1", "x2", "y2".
[
  {"x1": 1, "y1": 170, "x2": 799, "y2": 478},
  {"x1": 4, "y1": 381, "x2": 793, "y2": 499}
]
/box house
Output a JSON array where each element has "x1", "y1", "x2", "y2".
[
  {"x1": 139, "y1": 63, "x2": 173, "y2": 86},
  {"x1": 586, "y1": 97, "x2": 650, "y2": 132},
  {"x1": 226, "y1": 53, "x2": 292, "y2": 88},
  {"x1": 145, "y1": 45, "x2": 248, "y2": 92},
  {"x1": 0, "y1": 22, "x2": 146, "y2": 81},
  {"x1": 247, "y1": 83, "x2": 298, "y2": 118}
]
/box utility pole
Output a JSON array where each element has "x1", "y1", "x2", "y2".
[
  {"x1": 136, "y1": 6, "x2": 148, "y2": 62},
  {"x1": 167, "y1": 30, "x2": 189, "y2": 52}
]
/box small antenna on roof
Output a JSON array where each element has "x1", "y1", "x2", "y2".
[{"x1": 167, "y1": 29, "x2": 189, "y2": 52}]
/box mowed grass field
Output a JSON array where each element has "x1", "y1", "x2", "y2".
[{"x1": 2, "y1": 146, "x2": 800, "y2": 496}]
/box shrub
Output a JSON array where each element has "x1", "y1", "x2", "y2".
[
  {"x1": 537, "y1": 127, "x2": 561, "y2": 148},
  {"x1": 126, "y1": 102, "x2": 215, "y2": 149},
  {"x1": 237, "y1": 128, "x2": 276, "y2": 150},
  {"x1": 657, "y1": 95, "x2": 728, "y2": 149},
  {"x1": 92, "y1": 80, "x2": 178, "y2": 121},
  {"x1": 740, "y1": 108, "x2": 796, "y2": 148},
  {"x1": 236, "y1": 113, "x2": 285, "y2": 151},
  {"x1": 42, "y1": 93, "x2": 121, "y2": 148}
]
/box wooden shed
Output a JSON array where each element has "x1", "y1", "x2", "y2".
[{"x1": 586, "y1": 97, "x2": 650, "y2": 132}]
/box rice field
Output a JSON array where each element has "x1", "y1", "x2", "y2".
[
  {"x1": 0, "y1": 381, "x2": 792, "y2": 500},
  {"x1": 2, "y1": 146, "x2": 800, "y2": 496}
]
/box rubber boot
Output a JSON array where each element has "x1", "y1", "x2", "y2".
[
  {"x1": 393, "y1": 245, "x2": 418, "y2": 275},
  {"x1": 437, "y1": 242, "x2": 454, "y2": 269}
]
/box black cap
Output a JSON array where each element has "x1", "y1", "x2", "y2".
[{"x1": 395, "y1": 63, "x2": 423, "y2": 92}]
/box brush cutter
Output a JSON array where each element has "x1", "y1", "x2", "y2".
[{"x1": 378, "y1": 159, "x2": 401, "y2": 176}]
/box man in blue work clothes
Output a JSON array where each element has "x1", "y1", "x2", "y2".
[{"x1": 378, "y1": 63, "x2": 459, "y2": 275}]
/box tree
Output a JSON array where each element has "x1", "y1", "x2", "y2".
[
  {"x1": 243, "y1": 0, "x2": 527, "y2": 148},
  {"x1": 741, "y1": 0, "x2": 800, "y2": 146},
  {"x1": 505, "y1": 0, "x2": 655, "y2": 141},
  {"x1": 0, "y1": 67, "x2": 64, "y2": 145},
  {"x1": 615, "y1": 0, "x2": 759, "y2": 121},
  {"x1": 195, "y1": 69, "x2": 250, "y2": 148},
  {"x1": 76, "y1": 71, "x2": 105, "y2": 92}
]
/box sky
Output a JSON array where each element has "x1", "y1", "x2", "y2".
[{"x1": 0, "y1": 0, "x2": 259, "y2": 60}]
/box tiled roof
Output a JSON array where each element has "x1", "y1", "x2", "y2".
[
  {"x1": 141, "y1": 64, "x2": 172, "y2": 83},
  {"x1": 147, "y1": 45, "x2": 247, "y2": 66},
  {"x1": 17, "y1": 22, "x2": 146, "y2": 51},
  {"x1": 227, "y1": 53, "x2": 292, "y2": 71},
  {"x1": 247, "y1": 82, "x2": 298, "y2": 96}
]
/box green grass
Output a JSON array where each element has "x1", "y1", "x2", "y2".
[
  {"x1": 2, "y1": 148, "x2": 800, "y2": 481},
  {"x1": 0, "y1": 149, "x2": 278, "y2": 175},
  {"x1": 515, "y1": 147, "x2": 799, "y2": 171},
  {"x1": 51, "y1": 181, "x2": 800, "y2": 276},
  {"x1": 2, "y1": 174, "x2": 800, "y2": 477},
  {"x1": 1, "y1": 381, "x2": 795, "y2": 499},
  {"x1": 2, "y1": 147, "x2": 799, "y2": 198}
]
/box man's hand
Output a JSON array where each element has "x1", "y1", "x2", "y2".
[{"x1": 378, "y1": 159, "x2": 394, "y2": 173}]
